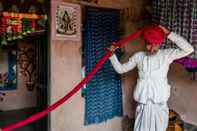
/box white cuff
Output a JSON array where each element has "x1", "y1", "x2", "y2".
[{"x1": 167, "y1": 32, "x2": 177, "y2": 40}]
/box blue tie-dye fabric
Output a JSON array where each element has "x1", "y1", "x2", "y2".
[{"x1": 83, "y1": 7, "x2": 123, "y2": 125}]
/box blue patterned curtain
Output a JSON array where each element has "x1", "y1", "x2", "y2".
[{"x1": 83, "y1": 7, "x2": 122, "y2": 125}]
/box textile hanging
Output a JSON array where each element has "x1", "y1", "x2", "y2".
[
  {"x1": 152, "y1": 0, "x2": 196, "y2": 47},
  {"x1": 152, "y1": 0, "x2": 197, "y2": 70},
  {"x1": 0, "y1": 49, "x2": 17, "y2": 90},
  {"x1": 83, "y1": 7, "x2": 122, "y2": 125}
]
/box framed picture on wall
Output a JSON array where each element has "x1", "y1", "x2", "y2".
[{"x1": 51, "y1": 0, "x2": 81, "y2": 41}]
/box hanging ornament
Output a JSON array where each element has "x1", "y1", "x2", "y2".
[
  {"x1": 1, "y1": 34, "x2": 7, "y2": 45},
  {"x1": 31, "y1": 20, "x2": 36, "y2": 32},
  {"x1": 0, "y1": 12, "x2": 47, "y2": 45},
  {"x1": 17, "y1": 20, "x2": 23, "y2": 39},
  {"x1": 12, "y1": 27, "x2": 17, "y2": 40},
  {"x1": 38, "y1": 15, "x2": 47, "y2": 27},
  {"x1": 1, "y1": 18, "x2": 7, "y2": 33},
  {"x1": 22, "y1": 18, "x2": 30, "y2": 34},
  {"x1": 6, "y1": 26, "x2": 13, "y2": 41}
]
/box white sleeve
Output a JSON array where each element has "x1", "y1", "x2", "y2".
[
  {"x1": 109, "y1": 53, "x2": 139, "y2": 74},
  {"x1": 166, "y1": 32, "x2": 194, "y2": 62}
]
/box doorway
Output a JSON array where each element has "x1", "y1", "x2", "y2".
[{"x1": 0, "y1": 32, "x2": 49, "y2": 131}]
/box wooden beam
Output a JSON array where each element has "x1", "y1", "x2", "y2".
[{"x1": 72, "y1": 0, "x2": 123, "y2": 10}]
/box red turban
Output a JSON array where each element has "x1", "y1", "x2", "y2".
[{"x1": 142, "y1": 25, "x2": 166, "y2": 45}]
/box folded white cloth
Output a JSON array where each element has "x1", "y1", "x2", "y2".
[{"x1": 134, "y1": 101, "x2": 169, "y2": 131}]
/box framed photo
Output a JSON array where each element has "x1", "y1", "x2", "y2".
[{"x1": 51, "y1": 0, "x2": 81, "y2": 41}]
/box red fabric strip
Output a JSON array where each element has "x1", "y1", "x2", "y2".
[{"x1": 1, "y1": 30, "x2": 142, "y2": 131}]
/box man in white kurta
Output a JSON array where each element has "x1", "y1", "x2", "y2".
[{"x1": 109, "y1": 31, "x2": 194, "y2": 131}]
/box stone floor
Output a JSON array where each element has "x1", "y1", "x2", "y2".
[
  {"x1": 1, "y1": 108, "x2": 196, "y2": 131},
  {"x1": 0, "y1": 108, "x2": 47, "y2": 131}
]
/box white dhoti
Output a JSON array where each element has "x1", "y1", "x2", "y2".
[{"x1": 134, "y1": 101, "x2": 169, "y2": 131}]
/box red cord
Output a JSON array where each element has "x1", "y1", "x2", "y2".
[{"x1": 1, "y1": 29, "x2": 142, "y2": 131}]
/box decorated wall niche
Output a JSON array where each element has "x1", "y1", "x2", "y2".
[{"x1": 17, "y1": 42, "x2": 37, "y2": 91}]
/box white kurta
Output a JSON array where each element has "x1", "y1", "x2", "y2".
[{"x1": 109, "y1": 32, "x2": 194, "y2": 131}]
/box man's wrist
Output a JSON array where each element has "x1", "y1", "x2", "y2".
[{"x1": 166, "y1": 31, "x2": 171, "y2": 36}]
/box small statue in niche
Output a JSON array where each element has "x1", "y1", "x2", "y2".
[{"x1": 61, "y1": 11, "x2": 73, "y2": 33}]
